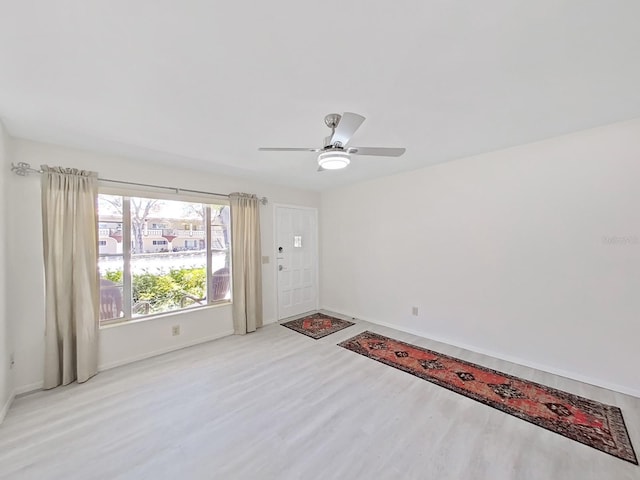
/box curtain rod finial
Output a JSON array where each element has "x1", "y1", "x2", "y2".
[
  {"x1": 260, "y1": 197, "x2": 268, "y2": 205},
  {"x1": 11, "y1": 162, "x2": 43, "y2": 176}
]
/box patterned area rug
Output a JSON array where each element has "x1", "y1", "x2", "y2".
[
  {"x1": 281, "y1": 313, "x2": 355, "y2": 339},
  {"x1": 339, "y1": 331, "x2": 637, "y2": 464}
]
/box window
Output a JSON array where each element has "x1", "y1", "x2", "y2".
[{"x1": 97, "y1": 193, "x2": 231, "y2": 325}]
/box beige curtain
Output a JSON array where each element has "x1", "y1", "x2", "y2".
[
  {"x1": 41, "y1": 166, "x2": 99, "y2": 389},
  {"x1": 229, "y1": 193, "x2": 263, "y2": 334}
]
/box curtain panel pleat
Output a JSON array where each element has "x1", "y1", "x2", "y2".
[
  {"x1": 229, "y1": 193, "x2": 263, "y2": 334},
  {"x1": 41, "y1": 166, "x2": 99, "y2": 389}
]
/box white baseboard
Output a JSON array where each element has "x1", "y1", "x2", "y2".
[
  {"x1": 323, "y1": 307, "x2": 640, "y2": 399},
  {"x1": 14, "y1": 381, "x2": 44, "y2": 396},
  {"x1": 0, "y1": 389, "x2": 16, "y2": 424},
  {"x1": 11, "y1": 330, "x2": 236, "y2": 397},
  {"x1": 98, "y1": 329, "x2": 235, "y2": 371}
]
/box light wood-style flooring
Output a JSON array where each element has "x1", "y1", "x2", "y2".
[{"x1": 1, "y1": 315, "x2": 638, "y2": 479}]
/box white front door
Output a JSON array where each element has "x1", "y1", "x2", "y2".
[{"x1": 276, "y1": 206, "x2": 318, "y2": 320}]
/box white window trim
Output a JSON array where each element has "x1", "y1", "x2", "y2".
[{"x1": 98, "y1": 188, "x2": 231, "y2": 327}]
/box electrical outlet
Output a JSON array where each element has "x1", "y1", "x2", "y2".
[
  {"x1": 412, "y1": 306, "x2": 419, "y2": 316},
  {"x1": 172, "y1": 325, "x2": 181, "y2": 336}
]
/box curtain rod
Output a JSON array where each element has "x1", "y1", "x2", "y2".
[{"x1": 10, "y1": 162, "x2": 268, "y2": 205}]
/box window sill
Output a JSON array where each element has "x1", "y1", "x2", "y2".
[{"x1": 99, "y1": 300, "x2": 232, "y2": 329}]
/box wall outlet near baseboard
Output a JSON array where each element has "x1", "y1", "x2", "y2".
[
  {"x1": 172, "y1": 325, "x2": 181, "y2": 336},
  {"x1": 412, "y1": 307, "x2": 419, "y2": 316}
]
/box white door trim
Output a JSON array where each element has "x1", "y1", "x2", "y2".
[{"x1": 273, "y1": 204, "x2": 319, "y2": 320}]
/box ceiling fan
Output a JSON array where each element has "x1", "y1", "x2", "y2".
[{"x1": 258, "y1": 112, "x2": 406, "y2": 171}]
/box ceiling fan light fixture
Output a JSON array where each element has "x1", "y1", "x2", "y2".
[{"x1": 318, "y1": 151, "x2": 350, "y2": 170}]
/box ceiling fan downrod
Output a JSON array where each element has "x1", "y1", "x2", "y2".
[{"x1": 324, "y1": 113, "x2": 342, "y2": 147}]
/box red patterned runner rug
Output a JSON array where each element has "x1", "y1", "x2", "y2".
[
  {"x1": 339, "y1": 331, "x2": 637, "y2": 464},
  {"x1": 281, "y1": 313, "x2": 354, "y2": 339}
]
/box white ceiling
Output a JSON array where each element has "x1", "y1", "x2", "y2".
[{"x1": 1, "y1": 1, "x2": 639, "y2": 191}]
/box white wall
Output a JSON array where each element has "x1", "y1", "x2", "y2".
[
  {"x1": 0, "y1": 121, "x2": 13, "y2": 422},
  {"x1": 321, "y1": 119, "x2": 640, "y2": 397},
  {"x1": 6, "y1": 138, "x2": 320, "y2": 393}
]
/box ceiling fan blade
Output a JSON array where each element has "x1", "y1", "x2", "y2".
[
  {"x1": 346, "y1": 147, "x2": 406, "y2": 157},
  {"x1": 330, "y1": 112, "x2": 365, "y2": 147},
  {"x1": 258, "y1": 147, "x2": 321, "y2": 152}
]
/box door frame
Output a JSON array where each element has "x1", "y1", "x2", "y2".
[{"x1": 273, "y1": 203, "x2": 319, "y2": 320}]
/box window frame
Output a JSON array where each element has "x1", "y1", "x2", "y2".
[{"x1": 97, "y1": 186, "x2": 232, "y2": 327}]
